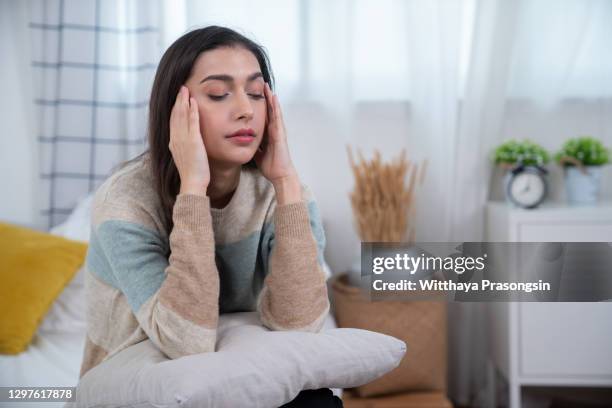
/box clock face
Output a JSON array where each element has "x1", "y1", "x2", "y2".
[{"x1": 508, "y1": 170, "x2": 546, "y2": 208}]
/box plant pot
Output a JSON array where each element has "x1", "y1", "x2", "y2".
[{"x1": 564, "y1": 165, "x2": 602, "y2": 205}]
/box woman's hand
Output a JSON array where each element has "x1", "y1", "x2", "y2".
[
  {"x1": 169, "y1": 86, "x2": 210, "y2": 196},
  {"x1": 255, "y1": 83, "x2": 302, "y2": 204}
]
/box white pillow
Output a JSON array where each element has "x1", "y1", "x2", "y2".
[
  {"x1": 72, "y1": 312, "x2": 406, "y2": 408},
  {"x1": 51, "y1": 192, "x2": 95, "y2": 243},
  {"x1": 37, "y1": 193, "x2": 94, "y2": 334}
]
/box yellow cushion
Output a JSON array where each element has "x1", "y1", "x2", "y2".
[{"x1": 0, "y1": 222, "x2": 88, "y2": 354}]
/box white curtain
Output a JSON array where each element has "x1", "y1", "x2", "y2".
[
  {"x1": 166, "y1": 1, "x2": 612, "y2": 405},
  {"x1": 29, "y1": 0, "x2": 160, "y2": 228},
  {"x1": 501, "y1": 0, "x2": 612, "y2": 205}
]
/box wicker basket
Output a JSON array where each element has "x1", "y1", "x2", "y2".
[{"x1": 331, "y1": 273, "x2": 448, "y2": 398}]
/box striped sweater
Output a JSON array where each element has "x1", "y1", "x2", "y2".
[{"x1": 79, "y1": 154, "x2": 330, "y2": 377}]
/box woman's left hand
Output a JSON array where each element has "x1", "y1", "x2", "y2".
[{"x1": 255, "y1": 83, "x2": 302, "y2": 204}]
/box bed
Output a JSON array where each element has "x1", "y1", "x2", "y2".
[{"x1": 0, "y1": 195, "x2": 93, "y2": 408}]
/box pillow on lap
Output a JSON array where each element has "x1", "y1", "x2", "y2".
[{"x1": 73, "y1": 312, "x2": 406, "y2": 408}]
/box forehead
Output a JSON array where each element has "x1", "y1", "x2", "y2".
[{"x1": 191, "y1": 46, "x2": 261, "y2": 79}]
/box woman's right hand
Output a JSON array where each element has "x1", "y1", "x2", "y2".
[{"x1": 169, "y1": 85, "x2": 210, "y2": 196}]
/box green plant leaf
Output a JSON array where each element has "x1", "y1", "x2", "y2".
[
  {"x1": 554, "y1": 136, "x2": 610, "y2": 166},
  {"x1": 492, "y1": 139, "x2": 550, "y2": 166}
]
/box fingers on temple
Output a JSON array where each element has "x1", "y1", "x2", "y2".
[{"x1": 189, "y1": 97, "x2": 200, "y2": 136}]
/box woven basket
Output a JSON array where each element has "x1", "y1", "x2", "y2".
[{"x1": 331, "y1": 273, "x2": 447, "y2": 398}]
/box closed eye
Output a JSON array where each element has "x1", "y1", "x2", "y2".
[{"x1": 207, "y1": 94, "x2": 264, "y2": 101}]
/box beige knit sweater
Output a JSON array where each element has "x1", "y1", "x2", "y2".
[{"x1": 79, "y1": 155, "x2": 329, "y2": 377}]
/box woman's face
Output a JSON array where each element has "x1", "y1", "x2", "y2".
[{"x1": 184, "y1": 46, "x2": 267, "y2": 168}]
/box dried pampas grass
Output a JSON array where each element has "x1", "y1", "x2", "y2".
[{"x1": 347, "y1": 146, "x2": 426, "y2": 243}]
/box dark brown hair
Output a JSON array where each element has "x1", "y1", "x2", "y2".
[{"x1": 122, "y1": 26, "x2": 275, "y2": 234}]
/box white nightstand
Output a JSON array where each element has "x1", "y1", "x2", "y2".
[{"x1": 485, "y1": 201, "x2": 612, "y2": 408}]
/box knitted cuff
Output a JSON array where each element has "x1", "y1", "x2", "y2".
[
  {"x1": 173, "y1": 194, "x2": 212, "y2": 231},
  {"x1": 273, "y1": 201, "x2": 312, "y2": 238}
]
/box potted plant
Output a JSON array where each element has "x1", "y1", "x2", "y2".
[
  {"x1": 492, "y1": 139, "x2": 550, "y2": 209},
  {"x1": 555, "y1": 136, "x2": 610, "y2": 205}
]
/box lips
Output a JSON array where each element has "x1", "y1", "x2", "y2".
[
  {"x1": 226, "y1": 128, "x2": 256, "y2": 145},
  {"x1": 227, "y1": 128, "x2": 255, "y2": 138}
]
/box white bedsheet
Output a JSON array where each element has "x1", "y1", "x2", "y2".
[{"x1": 0, "y1": 329, "x2": 86, "y2": 408}]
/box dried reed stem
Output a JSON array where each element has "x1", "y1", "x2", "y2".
[{"x1": 347, "y1": 146, "x2": 424, "y2": 243}]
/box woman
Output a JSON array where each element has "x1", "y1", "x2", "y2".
[{"x1": 79, "y1": 26, "x2": 341, "y2": 407}]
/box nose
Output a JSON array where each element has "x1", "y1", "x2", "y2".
[{"x1": 233, "y1": 91, "x2": 254, "y2": 122}]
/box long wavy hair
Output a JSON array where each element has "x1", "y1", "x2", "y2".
[{"x1": 120, "y1": 26, "x2": 275, "y2": 234}]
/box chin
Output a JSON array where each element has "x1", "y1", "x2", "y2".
[
  {"x1": 237, "y1": 149, "x2": 257, "y2": 164},
  {"x1": 217, "y1": 151, "x2": 256, "y2": 167}
]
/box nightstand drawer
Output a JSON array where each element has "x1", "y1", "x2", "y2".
[
  {"x1": 518, "y1": 222, "x2": 612, "y2": 242},
  {"x1": 519, "y1": 303, "x2": 612, "y2": 378}
]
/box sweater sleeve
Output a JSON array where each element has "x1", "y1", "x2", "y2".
[
  {"x1": 89, "y1": 193, "x2": 219, "y2": 358},
  {"x1": 256, "y1": 199, "x2": 330, "y2": 332}
]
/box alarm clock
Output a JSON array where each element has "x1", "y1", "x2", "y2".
[{"x1": 505, "y1": 164, "x2": 548, "y2": 209}]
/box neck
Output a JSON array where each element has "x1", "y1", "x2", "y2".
[{"x1": 207, "y1": 163, "x2": 241, "y2": 209}]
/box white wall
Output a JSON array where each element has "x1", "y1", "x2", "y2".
[
  {"x1": 288, "y1": 100, "x2": 612, "y2": 274},
  {"x1": 0, "y1": 0, "x2": 39, "y2": 228}
]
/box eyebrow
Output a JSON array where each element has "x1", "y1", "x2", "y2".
[{"x1": 199, "y1": 72, "x2": 263, "y2": 84}]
